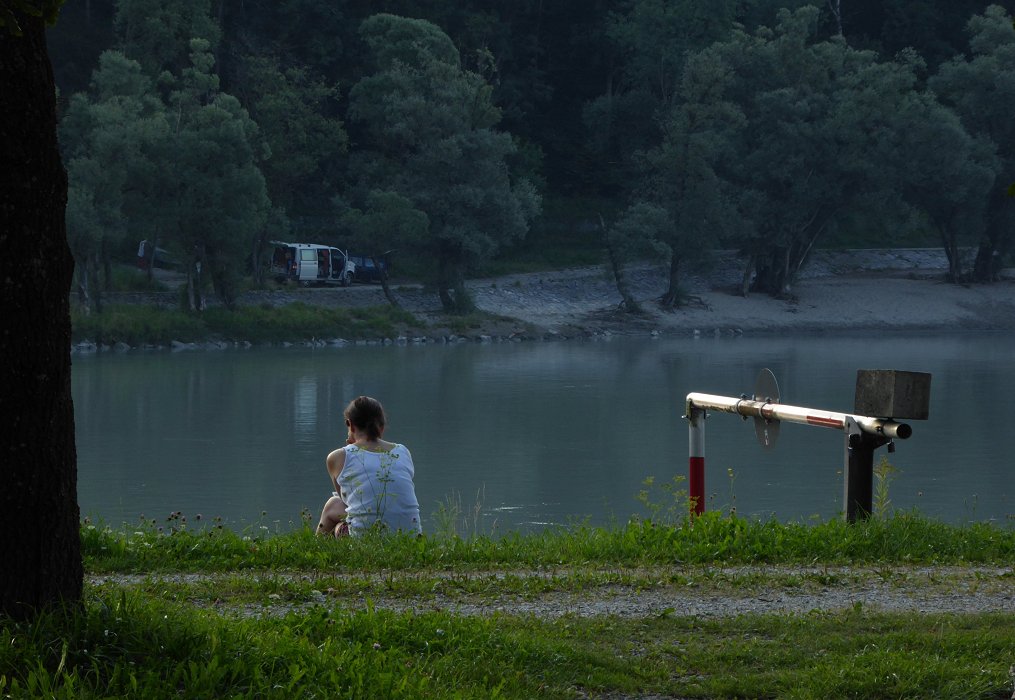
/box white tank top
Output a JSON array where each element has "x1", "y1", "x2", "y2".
[{"x1": 337, "y1": 444, "x2": 421, "y2": 534}]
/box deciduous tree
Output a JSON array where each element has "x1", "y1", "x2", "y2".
[
  {"x1": 1, "y1": 0, "x2": 83, "y2": 620},
  {"x1": 931, "y1": 5, "x2": 1015, "y2": 281},
  {"x1": 349, "y1": 14, "x2": 539, "y2": 313}
]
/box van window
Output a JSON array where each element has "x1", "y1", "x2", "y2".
[{"x1": 300, "y1": 249, "x2": 316, "y2": 261}]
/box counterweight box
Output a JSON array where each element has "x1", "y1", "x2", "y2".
[{"x1": 854, "y1": 369, "x2": 931, "y2": 420}]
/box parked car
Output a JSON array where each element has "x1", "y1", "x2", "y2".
[{"x1": 347, "y1": 254, "x2": 390, "y2": 284}]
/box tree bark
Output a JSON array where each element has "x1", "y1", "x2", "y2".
[
  {"x1": 372, "y1": 255, "x2": 401, "y2": 308},
  {"x1": 658, "y1": 252, "x2": 684, "y2": 310},
  {"x1": 0, "y1": 10, "x2": 83, "y2": 620},
  {"x1": 600, "y1": 216, "x2": 641, "y2": 314}
]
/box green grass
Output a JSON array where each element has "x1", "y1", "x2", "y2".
[
  {"x1": 3, "y1": 591, "x2": 1011, "y2": 699},
  {"x1": 5, "y1": 514, "x2": 1014, "y2": 698},
  {"x1": 81, "y1": 511, "x2": 1015, "y2": 574},
  {"x1": 71, "y1": 303, "x2": 423, "y2": 345}
]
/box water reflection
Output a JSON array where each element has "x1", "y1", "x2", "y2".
[{"x1": 72, "y1": 332, "x2": 1015, "y2": 532}]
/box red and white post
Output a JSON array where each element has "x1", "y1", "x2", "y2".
[{"x1": 687, "y1": 404, "x2": 706, "y2": 515}]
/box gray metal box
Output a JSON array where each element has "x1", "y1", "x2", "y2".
[{"x1": 854, "y1": 369, "x2": 931, "y2": 419}]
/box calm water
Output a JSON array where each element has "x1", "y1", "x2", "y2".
[{"x1": 72, "y1": 333, "x2": 1015, "y2": 533}]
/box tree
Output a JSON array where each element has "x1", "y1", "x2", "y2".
[
  {"x1": 231, "y1": 55, "x2": 347, "y2": 215},
  {"x1": 60, "y1": 51, "x2": 158, "y2": 309},
  {"x1": 599, "y1": 204, "x2": 672, "y2": 314},
  {"x1": 348, "y1": 14, "x2": 540, "y2": 313},
  {"x1": 230, "y1": 55, "x2": 347, "y2": 282},
  {"x1": 705, "y1": 8, "x2": 891, "y2": 296},
  {"x1": 858, "y1": 52, "x2": 998, "y2": 282},
  {"x1": 166, "y1": 39, "x2": 270, "y2": 309},
  {"x1": 339, "y1": 190, "x2": 429, "y2": 308},
  {"x1": 639, "y1": 48, "x2": 745, "y2": 306},
  {"x1": 1, "y1": 0, "x2": 83, "y2": 620},
  {"x1": 582, "y1": 0, "x2": 741, "y2": 199},
  {"x1": 931, "y1": 6, "x2": 1015, "y2": 281},
  {"x1": 114, "y1": 0, "x2": 220, "y2": 79}
]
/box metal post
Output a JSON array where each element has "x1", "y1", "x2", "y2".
[{"x1": 688, "y1": 406, "x2": 706, "y2": 515}]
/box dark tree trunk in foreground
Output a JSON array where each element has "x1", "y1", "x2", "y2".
[{"x1": 0, "y1": 10, "x2": 83, "y2": 620}]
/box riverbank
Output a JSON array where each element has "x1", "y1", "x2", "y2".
[{"x1": 79, "y1": 248, "x2": 1015, "y2": 350}]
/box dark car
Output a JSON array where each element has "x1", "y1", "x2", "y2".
[{"x1": 348, "y1": 254, "x2": 390, "y2": 283}]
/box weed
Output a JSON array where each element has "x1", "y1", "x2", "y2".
[
  {"x1": 635, "y1": 474, "x2": 689, "y2": 526},
  {"x1": 874, "y1": 455, "x2": 898, "y2": 520}
]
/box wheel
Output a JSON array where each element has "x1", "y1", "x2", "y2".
[{"x1": 301, "y1": 280, "x2": 312, "y2": 288}]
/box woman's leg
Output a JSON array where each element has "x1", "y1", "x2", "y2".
[{"x1": 317, "y1": 495, "x2": 348, "y2": 537}]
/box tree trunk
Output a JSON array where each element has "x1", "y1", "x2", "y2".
[
  {"x1": 0, "y1": 10, "x2": 83, "y2": 620},
  {"x1": 601, "y1": 216, "x2": 641, "y2": 313},
  {"x1": 739, "y1": 254, "x2": 755, "y2": 298},
  {"x1": 971, "y1": 214, "x2": 1010, "y2": 282},
  {"x1": 373, "y1": 255, "x2": 401, "y2": 308},
  {"x1": 450, "y1": 265, "x2": 475, "y2": 314},
  {"x1": 101, "y1": 236, "x2": 113, "y2": 292},
  {"x1": 90, "y1": 253, "x2": 103, "y2": 314},
  {"x1": 938, "y1": 225, "x2": 964, "y2": 283},
  {"x1": 437, "y1": 256, "x2": 455, "y2": 312},
  {"x1": 658, "y1": 252, "x2": 683, "y2": 309},
  {"x1": 146, "y1": 230, "x2": 158, "y2": 285}
]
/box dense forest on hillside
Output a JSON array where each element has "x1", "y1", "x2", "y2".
[{"x1": 49, "y1": 0, "x2": 1015, "y2": 311}]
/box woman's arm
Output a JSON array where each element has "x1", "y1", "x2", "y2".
[{"x1": 326, "y1": 447, "x2": 347, "y2": 492}]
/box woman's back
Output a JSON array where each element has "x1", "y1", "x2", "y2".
[{"x1": 338, "y1": 443, "x2": 421, "y2": 534}]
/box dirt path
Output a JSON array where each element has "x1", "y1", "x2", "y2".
[{"x1": 89, "y1": 564, "x2": 1015, "y2": 620}]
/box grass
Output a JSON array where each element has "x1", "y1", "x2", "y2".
[
  {"x1": 4, "y1": 513, "x2": 1015, "y2": 698},
  {"x1": 3, "y1": 591, "x2": 1011, "y2": 699},
  {"x1": 80, "y1": 511, "x2": 1015, "y2": 574},
  {"x1": 71, "y1": 303, "x2": 423, "y2": 346}
]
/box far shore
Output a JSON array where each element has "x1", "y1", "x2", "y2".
[{"x1": 78, "y1": 248, "x2": 1015, "y2": 351}]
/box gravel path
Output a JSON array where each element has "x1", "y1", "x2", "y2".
[{"x1": 89, "y1": 564, "x2": 1015, "y2": 620}]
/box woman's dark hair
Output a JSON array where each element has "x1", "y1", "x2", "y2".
[{"x1": 344, "y1": 396, "x2": 386, "y2": 440}]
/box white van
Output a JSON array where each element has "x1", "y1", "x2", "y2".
[{"x1": 269, "y1": 242, "x2": 356, "y2": 287}]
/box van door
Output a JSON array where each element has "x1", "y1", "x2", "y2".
[{"x1": 297, "y1": 248, "x2": 318, "y2": 283}]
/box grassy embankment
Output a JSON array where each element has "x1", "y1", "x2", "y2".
[
  {"x1": 71, "y1": 303, "x2": 426, "y2": 346},
  {"x1": 4, "y1": 510, "x2": 1014, "y2": 699}
]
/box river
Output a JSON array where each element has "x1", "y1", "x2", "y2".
[{"x1": 72, "y1": 332, "x2": 1014, "y2": 534}]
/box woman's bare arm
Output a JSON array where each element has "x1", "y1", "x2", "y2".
[{"x1": 326, "y1": 448, "x2": 346, "y2": 492}]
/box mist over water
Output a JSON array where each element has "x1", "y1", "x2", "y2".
[{"x1": 73, "y1": 332, "x2": 1014, "y2": 533}]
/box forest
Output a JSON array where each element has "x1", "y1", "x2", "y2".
[{"x1": 49, "y1": 0, "x2": 1015, "y2": 312}]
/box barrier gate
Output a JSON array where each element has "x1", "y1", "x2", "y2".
[{"x1": 685, "y1": 369, "x2": 931, "y2": 522}]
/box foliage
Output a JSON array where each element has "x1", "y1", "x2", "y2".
[
  {"x1": 0, "y1": 0, "x2": 62, "y2": 33},
  {"x1": 231, "y1": 54, "x2": 347, "y2": 214},
  {"x1": 45, "y1": 1, "x2": 1015, "y2": 295},
  {"x1": 348, "y1": 14, "x2": 540, "y2": 313},
  {"x1": 60, "y1": 51, "x2": 160, "y2": 310},
  {"x1": 113, "y1": 0, "x2": 220, "y2": 78},
  {"x1": 931, "y1": 5, "x2": 1015, "y2": 281}
]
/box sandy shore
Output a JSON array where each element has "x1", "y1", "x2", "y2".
[{"x1": 456, "y1": 248, "x2": 1015, "y2": 336}]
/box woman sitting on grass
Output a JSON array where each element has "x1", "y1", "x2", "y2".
[{"x1": 317, "y1": 396, "x2": 422, "y2": 537}]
